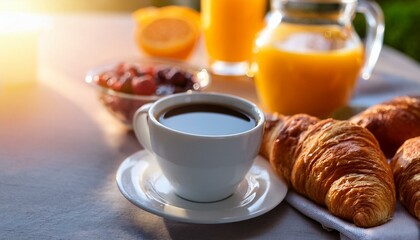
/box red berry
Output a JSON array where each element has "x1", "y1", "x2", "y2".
[
  {"x1": 115, "y1": 62, "x2": 130, "y2": 76},
  {"x1": 106, "y1": 75, "x2": 119, "y2": 89},
  {"x1": 156, "y1": 67, "x2": 171, "y2": 84},
  {"x1": 141, "y1": 65, "x2": 155, "y2": 77},
  {"x1": 167, "y1": 68, "x2": 187, "y2": 87},
  {"x1": 95, "y1": 74, "x2": 109, "y2": 87},
  {"x1": 114, "y1": 78, "x2": 133, "y2": 93},
  {"x1": 132, "y1": 75, "x2": 157, "y2": 95}
]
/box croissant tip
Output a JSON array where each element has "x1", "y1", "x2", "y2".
[
  {"x1": 353, "y1": 212, "x2": 374, "y2": 228},
  {"x1": 353, "y1": 212, "x2": 392, "y2": 228}
]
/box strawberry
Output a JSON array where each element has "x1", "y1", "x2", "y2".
[{"x1": 132, "y1": 75, "x2": 157, "y2": 95}]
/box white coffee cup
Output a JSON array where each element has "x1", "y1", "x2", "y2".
[{"x1": 133, "y1": 92, "x2": 265, "y2": 202}]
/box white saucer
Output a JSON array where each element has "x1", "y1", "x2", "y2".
[{"x1": 116, "y1": 150, "x2": 288, "y2": 224}]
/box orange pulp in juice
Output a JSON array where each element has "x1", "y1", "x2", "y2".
[
  {"x1": 254, "y1": 24, "x2": 364, "y2": 117},
  {"x1": 201, "y1": 0, "x2": 266, "y2": 62}
]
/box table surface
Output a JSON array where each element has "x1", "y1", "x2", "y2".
[{"x1": 1, "y1": 14, "x2": 419, "y2": 240}]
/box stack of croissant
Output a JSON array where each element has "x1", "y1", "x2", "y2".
[{"x1": 260, "y1": 95, "x2": 420, "y2": 227}]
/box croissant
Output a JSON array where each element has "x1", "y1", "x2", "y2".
[
  {"x1": 390, "y1": 136, "x2": 420, "y2": 220},
  {"x1": 261, "y1": 114, "x2": 396, "y2": 227},
  {"x1": 260, "y1": 113, "x2": 320, "y2": 185},
  {"x1": 350, "y1": 96, "x2": 420, "y2": 158}
]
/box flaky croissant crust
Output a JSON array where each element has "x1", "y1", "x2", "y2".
[
  {"x1": 391, "y1": 136, "x2": 420, "y2": 220},
  {"x1": 261, "y1": 115, "x2": 396, "y2": 227},
  {"x1": 350, "y1": 96, "x2": 420, "y2": 158},
  {"x1": 293, "y1": 119, "x2": 396, "y2": 227},
  {"x1": 261, "y1": 113, "x2": 320, "y2": 185}
]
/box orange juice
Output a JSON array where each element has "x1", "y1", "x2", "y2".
[
  {"x1": 201, "y1": 0, "x2": 266, "y2": 62},
  {"x1": 254, "y1": 24, "x2": 364, "y2": 117}
]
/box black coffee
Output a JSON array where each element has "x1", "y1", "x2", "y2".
[{"x1": 158, "y1": 103, "x2": 257, "y2": 135}]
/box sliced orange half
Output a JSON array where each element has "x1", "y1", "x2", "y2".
[
  {"x1": 133, "y1": 6, "x2": 201, "y2": 59},
  {"x1": 132, "y1": 7, "x2": 159, "y2": 23}
]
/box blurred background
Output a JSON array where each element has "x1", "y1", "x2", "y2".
[{"x1": 0, "y1": 0, "x2": 418, "y2": 62}]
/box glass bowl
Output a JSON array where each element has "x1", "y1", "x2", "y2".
[{"x1": 85, "y1": 57, "x2": 211, "y2": 128}]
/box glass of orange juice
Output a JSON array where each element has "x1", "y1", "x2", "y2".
[
  {"x1": 201, "y1": 0, "x2": 266, "y2": 76},
  {"x1": 253, "y1": 0, "x2": 384, "y2": 117}
]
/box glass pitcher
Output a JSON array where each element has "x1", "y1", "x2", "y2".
[{"x1": 253, "y1": 0, "x2": 384, "y2": 117}]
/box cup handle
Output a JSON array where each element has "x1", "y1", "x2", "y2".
[
  {"x1": 133, "y1": 103, "x2": 154, "y2": 153},
  {"x1": 357, "y1": 0, "x2": 384, "y2": 80}
]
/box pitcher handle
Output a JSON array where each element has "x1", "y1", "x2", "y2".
[{"x1": 357, "y1": 0, "x2": 384, "y2": 80}]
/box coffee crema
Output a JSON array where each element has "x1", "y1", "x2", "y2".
[{"x1": 157, "y1": 103, "x2": 257, "y2": 135}]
